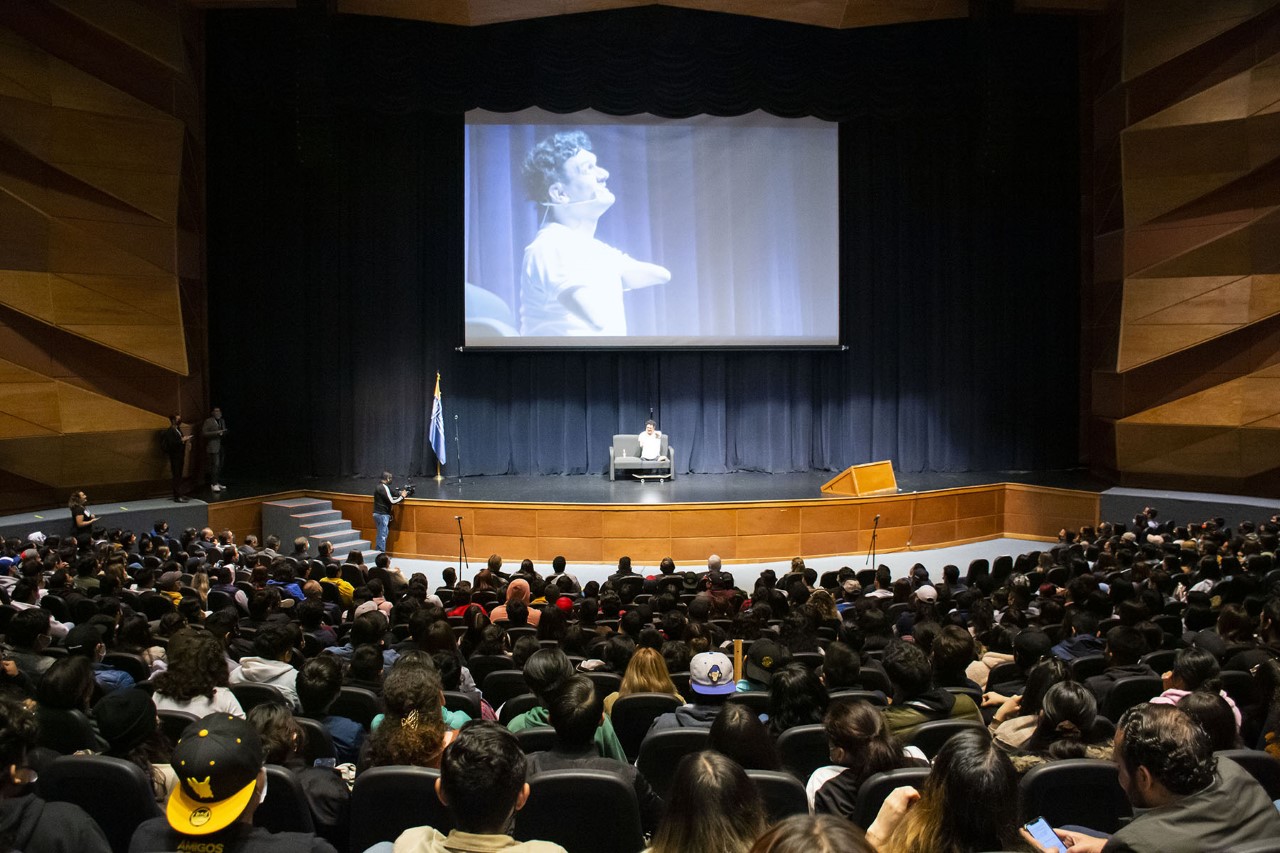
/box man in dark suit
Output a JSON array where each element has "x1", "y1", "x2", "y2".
[
  {"x1": 160, "y1": 414, "x2": 192, "y2": 502},
  {"x1": 202, "y1": 406, "x2": 228, "y2": 492}
]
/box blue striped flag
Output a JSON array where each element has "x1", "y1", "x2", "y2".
[{"x1": 429, "y1": 373, "x2": 447, "y2": 465}]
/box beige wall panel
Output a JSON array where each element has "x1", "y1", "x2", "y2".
[
  {"x1": 910, "y1": 520, "x2": 957, "y2": 548},
  {"x1": 0, "y1": 95, "x2": 53, "y2": 158},
  {"x1": 735, "y1": 506, "x2": 800, "y2": 535},
  {"x1": 0, "y1": 411, "x2": 56, "y2": 439},
  {"x1": 861, "y1": 501, "x2": 912, "y2": 527},
  {"x1": 602, "y1": 509, "x2": 670, "y2": 539},
  {"x1": 208, "y1": 499, "x2": 263, "y2": 541},
  {"x1": 670, "y1": 536, "x2": 735, "y2": 562},
  {"x1": 955, "y1": 489, "x2": 998, "y2": 518},
  {"x1": 409, "y1": 504, "x2": 475, "y2": 533},
  {"x1": 600, "y1": 538, "x2": 671, "y2": 563},
  {"x1": 957, "y1": 515, "x2": 1000, "y2": 541},
  {"x1": 48, "y1": 218, "x2": 167, "y2": 275},
  {"x1": 670, "y1": 509, "x2": 736, "y2": 538},
  {"x1": 49, "y1": 273, "x2": 174, "y2": 325},
  {"x1": 855, "y1": 526, "x2": 909, "y2": 553},
  {"x1": 0, "y1": 200, "x2": 51, "y2": 272},
  {"x1": 59, "y1": 322, "x2": 187, "y2": 373},
  {"x1": 59, "y1": 224, "x2": 177, "y2": 276},
  {"x1": 1123, "y1": 1, "x2": 1264, "y2": 81},
  {"x1": 413, "y1": 532, "x2": 465, "y2": 558},
  {"x1": 0, "y1": 271, "x2": 53, "y2": 320},
  {"x1": 914, "y1": 494, "x2": 957, "y2": 524},
  {"x1": 1122, "y1": 276, "x2": 1245, "y2": 320},
  {"x1": 799, "y1": 503, "x2": 860, "y2": 532},
  {"x1": 800, "y1": 531, "x2": 858, "y2": 557},
  {"x1": 1119, "y1": 323, "x2": 1241, "y2": 370},
  {"x1": 736, "y1": 533, "x2": 802, "y2": 559},
  {"x1": 0, "y1": 382, "x2": 61, "y2": 430},
  {"x1": 50, "y1": 111, "x2": 182, "y2": 174},
  {"x1": 1132, "y1": 277, "x2": 1254, "y2": 325},
  {"x1": 474, "y1": 507, "x2": 537, "y2": 537},
  {"x1": 469, "y1": 535, "x2": 537, "y2": 558},
  {"x1": 536, "y1": 538, "x2": 603, "y2": 563},
  {"x1": 536, "y1": 509, "x2": 602, "y2": 539}
]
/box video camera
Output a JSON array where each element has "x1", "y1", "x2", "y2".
[{"x1": 398, "y1": 483, "x2": 417, "y2": 497}]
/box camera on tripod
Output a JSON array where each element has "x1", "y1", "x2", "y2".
[{"x1": 397, "y1": 483, "x2": 416, "y2": 497}]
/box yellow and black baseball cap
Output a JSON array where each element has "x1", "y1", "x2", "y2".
[{"x1": 167, "y1": 713, "x2": 263, "y2": 836}]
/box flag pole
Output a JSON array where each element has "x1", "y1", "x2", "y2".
[{"x1": 433, "y1": 372, "x2": 445, "y2": 482}]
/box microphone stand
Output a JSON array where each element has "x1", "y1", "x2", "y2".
[
  {"x1": 865, "y1": 514, "x2": 881, "y2": 566},
  {"x1": 453, "y1": 413, "x2": 462, "y2": 488},
  {"x1": 455, "y1": 515, "x2": 470, "y2": 578}
]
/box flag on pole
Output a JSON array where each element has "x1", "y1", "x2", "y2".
[{"x1": 429, "y1": 373, "x2": 447, "y2": 465}]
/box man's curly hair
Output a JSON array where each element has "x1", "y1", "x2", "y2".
[
  {"x1": 1117, "y1": 704, "x2": 1215, "y2": 795},
  {"x1": 521, "y1": 130, "x2": 593, "y2": 202}
]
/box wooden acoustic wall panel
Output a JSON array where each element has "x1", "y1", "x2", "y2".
[
  {"x1": 1088, "y1": 0, "x2": 1280, "y2": 494},
  {"x1": 310, "y1": 484, "x2": 1097, "y2": 563},
  {"x1": 0, "y1": 2, "x2": 205, "y2": 512}
]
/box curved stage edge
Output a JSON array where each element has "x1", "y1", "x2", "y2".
[{"x1": 208, "y1": 483, "x2": 1099, "y2": 566}]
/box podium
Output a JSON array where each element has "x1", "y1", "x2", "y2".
[{"x1": 820, "y1": 461, "x2": 897, "y2": 496}]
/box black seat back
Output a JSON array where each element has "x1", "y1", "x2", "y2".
[
  {"x1": 350, "y1": 765, "x2": 449, "y2": 853},
  {"x1": 636, "y1": 728, "x2": 710, "y2": 800},
  {"x1": 775, "y1": 724, "x2": 829, "y2": 781},
  {"x1": 746, "y1": 769, "x2": 809, "y2": 822},
  {"x1": 255, "y1": 764, "x2": 315, "y2": 834},
  {"x1": 1018, "y1": 758, "x2": 1132, "y2": 834},
  {"x1": 40, "y1": 754, "x2": 162, "y2": 852},
  {"x1": 611, "y1": 693, "x2": 683, "y2": 762},
  {"x1": 853, "y1": 767, "x2": 931, "y2": 829},
  {"x1": 516, "y1": 769, "x2": 645, "y2": 853}
]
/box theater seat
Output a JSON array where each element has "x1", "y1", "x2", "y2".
[
  {"x1": 611, "y1": 693, "x2": 683, "y2": 762},
  {"x1": 499, "y1": 693, "x2": 541, "y2": 725},
  {"x1": 636, "y1": 729, "x2": 710, "y2": 800},
  {"x1": 516, "y1": 769, "x2": 645, "y2": 853},
  {"x1": 725, "y1": 691, "x2": 770, "y2": 716},
  {"x1": 255, "y1": 764, "x2": 315, "y2": 834},
  {"x1": 295, "y1": 716, "x2": 336, "y2": 764},
  {"x1": 514, "y1": 726, "x2": 558, "y2": 753},
  {"x1": 330, "y1": 686, "x2": 381, "y2": 730},
  {"x1": 483, "y1": 670, "x2": 531, "y2": 710},
  {"x1": 908, "y1": 719, "x2": 988, "y2": 759},
  {"x1": 1101, "y1": 676, "x2": 1163, "y2": 721},
  {"x1": 776, "y1": 724, "x2": 829, "y2": 782},
  {"x1": 1018, "y1": 758, "x2": 1132, "y2": 834},
  {"x1": 229, "y1": 682, "x2": 287, "y2": 713},
  {"x1": 40, "y1": 754, "x2": 162, "y2": 853},
  {"x1": 852, "y1": 767, "x2": 931, "y2": 829},
  {"x1": 350, "y1": 766, "x2": 450, "y2": 853},
  {"x1": 1218, "y1": 750, "x2": 1280, "y2": 800},
  {"x1": 746, "y1": 769, "x2": 809, "y2": 822}
]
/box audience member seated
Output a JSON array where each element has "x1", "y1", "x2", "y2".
[
  {"x1": 750, "y1": 814, "x2": 875, "y2": 853},
  {"x1": 363, "y1": 657, "x2": 454, "y2": 770},
  {"x1": 526, "y1": 675, "x2": 664, "y2": 835},
  {"x1": 1177, "y1": 690, "x2": 1243, "y2": 752},
  {"x1": 985, "y1": 658, "x2": 1069, "y2": 750},
  {"x1": 2, "y1": 608, "x2": 56, "y2": 686},
  {"x1": 1050, "y1": 610, "x2": 1104, "y2": 662},
  {"x1": 866, "y1": 729, "x2": 1023, "y2": 853},
  {"x1": 1007, "y1": 681, "x2": 1113, "y2": 774},
  {"x1": 1150, "y1": 646, "x2": 1241, "y2": 728},
  {"x1": 248, "y1": 702, "x2": 350, "y2": 847},
  {"x1": 737, "y1": 639, "x2": 791, "y2": 692},
  {"x1": 807, "y1": 699, "x2": 920, "y2": 818},
  {"x1": 646, "y1": 751, "x2": 766, "y2": 853},
  {"x1": 152, "y1": 627, "x2": 245, "y2": 718},
  {"x1": 91, "y1": 687, "x2": 177, "y2": 803},
  {"x1": 36, "y1": 657, "x2": 105, "y2": 753},
  {"x1": 229, "y1": 624, "x2": 302, "y2": 711},
  {"x1": 708, "y1": 702, "x2": 781, "y2": 771},
  {"x1": 129, "y1": 712, "x2": 337, "y2": 853},
  {"x1": 345, "y1": 643, "x2": 386, "y2": 696},
  {"x1": 0, "y1": 693, "x2": 111, "y2": 853},
  {"x1": 298, "y1": 655, "x2": 364, "y2": 764},
  {"x1": 1083, "y1": 625, "x2": 1155, "y2": 710},
  {"x1": 880, "y1": 640, "x2": 980, "y2": 739},
  {"x1": 507, "y1": 649, "x2": 627, "y2": 760},
  {"x1": 64, "y1": 622, "x2": 135, "y2": 693},
  {"x1": 649, "y1": 651, "x2": 737, "y2": 732},
  {"x1": 767, "y1": 662, "x2": 829, "y2": 738},
  {"x1": 325, "y1": 611, "x2": 399, "y2": 668},
  {"x1": 1035, "y1": 705, "x2": 1280, "y2": 853},
  {"x1": 373, "y1": 721, "x2": 567, "y2": 853},
  {"x1": 930, "y1": 626, "x2": 982, "y2": 691},
  {"x1": 490, "y1": 579, "x2": 541, "y2": 627},
  {"x1": 987, "y1": 630, "x2": 1052, "y2": 697}
]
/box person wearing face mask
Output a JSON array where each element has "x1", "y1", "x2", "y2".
[
  {"x1": 129, "y1": 713, "x2": 338, "y2": 853},
  {"x1": 518, "y1": 130, "x2": 670, "y2": 337}
]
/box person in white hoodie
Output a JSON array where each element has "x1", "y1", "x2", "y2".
[{"x1": 229, "y1": 624, "x2": 301, "y2": 711}]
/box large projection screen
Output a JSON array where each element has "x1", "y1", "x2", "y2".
[{"x1": 464, "y1": 109, "x2": 840, "y2": 349}]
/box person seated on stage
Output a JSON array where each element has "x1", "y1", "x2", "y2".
[
  {"x1": 638, "y1": 420, "x2": 666, "y2": 462},
  {"x1": 374, "y1": 721, "x2": 567, "y2": 853}
]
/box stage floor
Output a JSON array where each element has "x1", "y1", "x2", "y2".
[{"x1": 214, "y1": 467, "x2": 1108, "y2": 506}]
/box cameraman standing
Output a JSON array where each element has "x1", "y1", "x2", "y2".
[{"x1": 373, "y1": 470, "x2": 408, "y2": 553}]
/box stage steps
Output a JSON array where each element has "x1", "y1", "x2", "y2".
[{"x1": 262, "y1": 497, "x2": 377, "y2": 562}]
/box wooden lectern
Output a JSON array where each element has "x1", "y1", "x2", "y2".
[{"x1": 821, "y1": 460, "x2": 897, "y2": 496}]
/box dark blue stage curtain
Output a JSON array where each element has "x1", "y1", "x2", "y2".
[{"x1": 206, "y1": 8, "x2": 1080, "y2": 480}]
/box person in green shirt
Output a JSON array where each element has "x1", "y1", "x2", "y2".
[{"x1": 505, "y1": 648, "x2": 626, "y2": 760}]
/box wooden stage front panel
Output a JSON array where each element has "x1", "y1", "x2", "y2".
[{"x1": 211, "y1": 483, "x2": 1099, "y2": 565}]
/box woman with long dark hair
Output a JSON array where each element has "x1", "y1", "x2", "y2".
[
  {"x1": 1010, "y1": 681, "x2": 1113, "y2": 774},
  {"x1": 648, "y1": 751, "x2": 766, "y2": 853},
  {"x1": 1150, "y1": 646, "x2": 1241, "y2": 729},
  {"x1": 808, "y1": 699, "x2": 915, "y2": 818},
  {"x1": 709, "y1": 702, "x2": 781, "y2": 771},
  {"x1": 867, "y1": 729, "x2": 1029, "y2": 853}
]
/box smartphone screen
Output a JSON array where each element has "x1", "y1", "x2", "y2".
[{"x1": 1024, "y1": 817, "x2": 1062, "y2": 851}]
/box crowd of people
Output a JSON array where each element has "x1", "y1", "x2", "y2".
[{"x1": 0, "y1": 507, "x2": 1279, "y2": 851}]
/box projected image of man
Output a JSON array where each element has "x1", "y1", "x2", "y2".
[{"x1": 520, "y1": 130, "x2": 670, "y2": 336}]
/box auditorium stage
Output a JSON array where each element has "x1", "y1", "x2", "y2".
[{"x1": 212, "y1": 467, "x2": 1107, "y2": 507}]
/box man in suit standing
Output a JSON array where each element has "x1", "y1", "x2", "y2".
[
  {"x1": 202, "y1": 406, "x2": 229, "y2": 492},
  {"x1": 160, "y1": 414, "x2": 193, "y2": 502}
]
